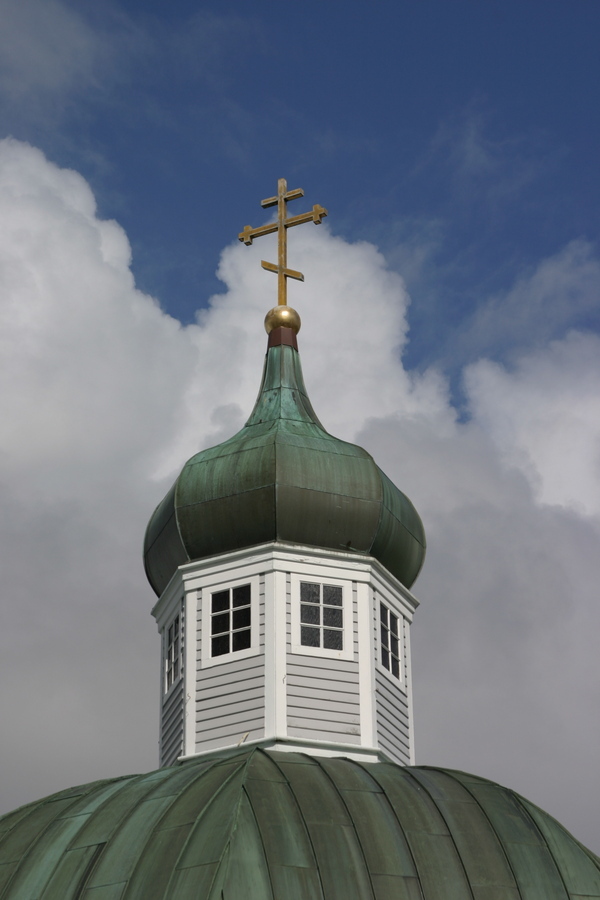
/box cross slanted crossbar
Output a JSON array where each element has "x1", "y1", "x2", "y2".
[{"x1": 238, "y1": 178, "x2": 327, "y2": 306}]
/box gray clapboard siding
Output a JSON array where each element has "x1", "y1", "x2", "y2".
[
  {"x1": 287, "y1": 654, "x2": 361, "y2": 744},
  {"x1": 375, "y1": 669, "x2": 411, "y2": 764},
  {"x1": 196, "y1": 612, "x2": 265, "y2": 754},
  {"x1": 285, "y1": 574, "x2": 361, "y2": 745},
  {"x1": 196, "y1": 665, "x2": 265, "y2": 747},
  {"x1": 160, "y1": 679, "x2": 184, "y2": 767}
]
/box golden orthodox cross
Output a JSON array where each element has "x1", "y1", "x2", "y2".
[{"x1": 238, "y1": 178, "x2": 327, "y2": 306}]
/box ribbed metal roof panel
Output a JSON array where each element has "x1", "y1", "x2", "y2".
[{"x1": 3, "y1": 750, "x2": 597, "y2": 899}]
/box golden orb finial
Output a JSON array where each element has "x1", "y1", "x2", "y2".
[{"x1": 264, "y1": 305, "x2": 301, "y2": 334}]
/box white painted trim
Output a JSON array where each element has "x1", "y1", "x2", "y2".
[
  {"x1": 404, "y1": 616, "x2": 416, "y2": 765},
  {"x1": 263, "y1": 570, "x2": 276, "y2": 738},
  {"x1": 152, "y1": 542, "x2": 419, "y2": 619},
  {"x1": 290, "y1": 573, "x2": 354, "y2": 661},
  {"x1": 179, "y1": 735, "x2": 390, "y2": 764},
  {"x1": 356, "y1": 581, "x2": 376, "y2": 749},
  {"x1": 183, "y1": 588, "x2": 197, "y2": 757},
  {"x1": 374, "y1": 596, "x2": 406, "y2": 688},
  {"x1": 199, "y1": 574, "x2": 260, "y2": 669},
  {"x1": 273, "y1": 569, "x2": 288, "y2": 737}
]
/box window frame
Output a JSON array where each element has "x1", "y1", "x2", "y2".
[
  {"x1": 290, "y1": 573, "x2": 353, "y2": 661},
  {"x1": 377, "y1": 598, "x2": 404, "y2": 684},
  {"x1": 200, "y1": 574, "x2": 260, "y2": 669},
  {"x1": 163, "y1": 601, "x2": 184, "y2": 696}
]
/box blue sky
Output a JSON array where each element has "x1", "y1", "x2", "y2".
[
  {"x1": 1, "y1": 0, "x2": 599, "y2": 852},
  {"x1": 4, "y1": 0, "x2": 599, "y2": 376}
]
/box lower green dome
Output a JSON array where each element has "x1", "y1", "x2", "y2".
[
  {"x1": 1, "y1": 748, "x2": 598, "y2": 898},
  {"x1": 144, "y1": 335, "x2": 426, "y2": 596}
]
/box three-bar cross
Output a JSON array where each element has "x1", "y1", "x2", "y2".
[{"x1": 238, "y1": 178, "x2": 327, "y2": 306}]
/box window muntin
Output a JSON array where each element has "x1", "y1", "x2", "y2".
[
  {"x1": 300, "y1": 581, "x2": 344, "y2": 650},
  {"x1": 291, "y1": 574, "x2": 352, "y2": 660},
  {"x1": 380, "y1": 602, "x2": 401, "y2": 680},
  {"x1": 211, "y1": 583, "x2": 251, "y2": 658},
  {"x1": 165, "y1": 612, "x2": 182, "y2": 691}
]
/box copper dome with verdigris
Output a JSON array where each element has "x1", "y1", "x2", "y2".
[
  {"x1": 1, "y1": 747, "x2": 599, "y2": 899},
  {"x1": 143, "y1": 326, "x2": 426, "y2": 596}
]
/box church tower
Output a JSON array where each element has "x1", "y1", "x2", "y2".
[
  {"x1": 2, "y1": 179, "x2": 598, "y2": 900},
  {"x1": 143, "y1": 179, "x2": 426, "y2": 768}
]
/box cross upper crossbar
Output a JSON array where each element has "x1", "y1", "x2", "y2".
[{"x1": 238, "y1": 178, "x2": 327, "y2": 306}]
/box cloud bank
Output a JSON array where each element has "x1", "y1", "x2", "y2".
[{"x1": 0, "y1": 139, "x2": 598, "y2": 850}]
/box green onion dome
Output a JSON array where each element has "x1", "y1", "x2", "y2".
[
  {"x1": 144, "y1": 326, "x2": 426, "y2": 596},
  {"x1": 2, "y1": 749, "x2": 599, "y2": 898}
]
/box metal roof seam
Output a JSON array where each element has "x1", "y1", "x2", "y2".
[
  {"x1": 401, "y1": 768, "x2": 479, "y2": 900},
  {"x1": 0, "y1": 780, "x2": 111, "y2": 899},
  {"x1": 158, "y1": 757, "x2": 248, "y2": 900},
  {"x1": 351, "y1": 760, "x2": 427, "y2": 893},
  {"x1": 254, "y1": 750, "x2": 328, "y2": 900},
  {"x1": 311, "y1": 754, "x2": 380, "y2": 899},
  {"x1": 420, "y1": 768, "x2": 532, "y2": 900}
]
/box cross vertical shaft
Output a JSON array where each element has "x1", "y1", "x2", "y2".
[{"x1": 238, "y1": 178, "x2": 327, "y2": 307}]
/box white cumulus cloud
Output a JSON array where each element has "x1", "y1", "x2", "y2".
[{"x1": 0, "y1": 138, "x2": 598, "y2": 853}]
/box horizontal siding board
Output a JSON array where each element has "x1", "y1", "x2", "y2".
[
  {"x1": 377, "y1": 692, "x2": 409, "y2": 727},
  {"x1": 162, "y1": 738, "x2": 182, "y2": 767},
  {"x1": 199, "y1": 673, "x2": 264, "y2": 698},
  {"x1": 161, "y1": 681, "x2": 183, "y2": 767},
  {"x1": 288, "y1": 707, "x2": 360, "y2": 727},
  {"x1": 287, "y1": 655, "x2": 359, "y2": 676},
  {"x1": 378, "y1": 732, "x2": 410, "y2": 762},
  {"x1": 377, "y1": 713, "x2": 410, "y2": 747},
  {"x1": 287, "y1": 724, "x2": 361, "y2": 744},
  {"x1": 199, "y1": 698, "x2": 265, "y2": 727},
  {"x1": 196, "y1": 711, "x2": 264, "y2": 741},
  {"x1": 196, "y1": 728, "x2": 264, "y2": 753},
  {"x1": 377, "y1": 709, "x2": 410, "y2": 744},
  {"x1": 377, "y1": 716, "x2": 410, "y2": 758},
  {"x1": 375, "y1": 667, "x2": 411, "y2": 763},
  {"x1": 198, "y1": 685, "x2": 264, "y2": 713},
  {"x1": 287, "y1": 669, "x2": 359, "y2": 690},
  {"x1": 286, "y1": 693, "x2": 361, "y2": 714},
  {"x1": 376, "y1": 669, "x2": 408, "y2": 698},
  {"x1": 196, "y1": 661, "x2": 265, "y2": 687}
]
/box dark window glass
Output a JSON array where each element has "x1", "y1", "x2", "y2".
[
  {"x1": 324, "y1": 629, "x2": 343, "y2": 650},
  {"x1": 232, "y1": 584, "x2": 251, "y2": 607},
  {"x1": 212, "y1": 590, "x2": 229, "y2": 613},
  {"x1": 211, "y1": 612, "x2": 230, "y2": 635},
  {"x1": 323, "y1": 585, "x2": 343, "y2": 606},
  {"x1": 323, "y1": 607, "x2": 343, "y2": 628},
  {"x1": 301, "y1": 625, "x2": 320, "y2": 647},
  {"x1": 300, "y1": 582, "x2": 344, "y2": 651},
  {"x1": 212, "y1": 634, "x2": 229, "y2": 657},
  {"x1": 380, "y1": 601, "x2": 401, "y2": 679},
  {"x1": 210, "y1": 585, "x2": 251, "y2": 658},
  {"x1": 232, "y1": 629, "x2": 251, "y2": 652},
  {"x1": 301, "y1": 604, "x2": 320, "y2": 625},
  {"x1": 301, "y1": 582, "x2": 320, "y2": 603},
  {"x1": 166, "y1": 612, "x2": 183, "y2": 691},
  {"x1": 233, "y1": 607, "x2": 251, "y2": 630}
]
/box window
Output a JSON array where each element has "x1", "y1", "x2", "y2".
[
  {"x1": 300, "y1": 581, "x2": 344, "y2": 650},
  {"x1": 165, "y1": 612, "x2": 182, "y2": 691},
  {"x1": 380, "y1": 602, "x2": 401, "y2": 680},
  {"x1": 291, "y1": 574, "x2": 353, "y2": 660},
  {"x1": 210, "y1": 583, "x2": 251, "y2": 658},
  {"x1": 200, "y1": 575, "x2": 259, "y2": 668}
]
